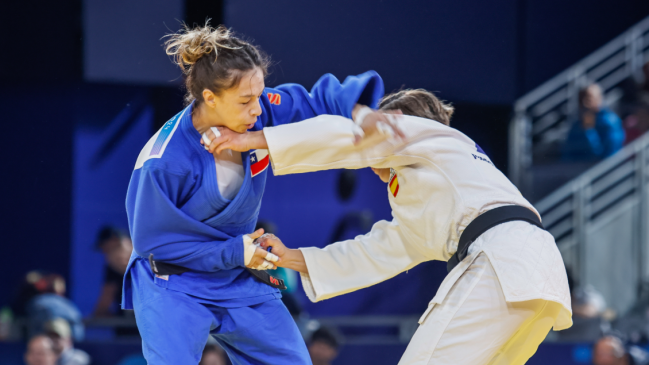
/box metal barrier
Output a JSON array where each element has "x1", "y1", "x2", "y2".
[
  {"x1": 535, "y1": 131, "x2": 649, "y2": 314},
  {"x1": 510, "y1": 15, "x2": 649, "y2": 195}
]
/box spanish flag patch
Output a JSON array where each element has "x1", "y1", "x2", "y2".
[{"x1": 389, "y1": 168, "x2": 399, "y2": 197}]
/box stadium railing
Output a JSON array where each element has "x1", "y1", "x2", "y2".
[
  {"x1": 535, "y1": 130, "x2": 649, "y2": 315},
  {"x1": 509, "y1": 15, "x2": 649, "y2": 196}
]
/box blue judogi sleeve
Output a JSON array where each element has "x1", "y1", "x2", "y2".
[
  {"x1": 127, "y1": 165, "x2": 245, "y2": 272},
  {"x1": 260, "y1": 71, "x2": 384, "y2": 127}
]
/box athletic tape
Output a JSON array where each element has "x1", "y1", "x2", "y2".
[
  {"x1": 265, "y1": 252, "x2": 279, "y2": 262},
  {"x1": 201, "y1": 127, "x2": 222, "y2": 149},
  {"x1": 353, "y1": 106, "x2": 374, "y2": 126}
]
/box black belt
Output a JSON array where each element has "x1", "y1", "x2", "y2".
[
  {"x1": 446, "y1": 205, "x2": 544, "y2": 273},
  {"x1": 148, "y1": 253, "x2": 287, "y2": 290}
]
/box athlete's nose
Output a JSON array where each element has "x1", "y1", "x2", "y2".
[{"x1": 250, "y1": 97, "x2": 262, "y2": 117}]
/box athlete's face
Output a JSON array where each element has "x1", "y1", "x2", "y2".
[
  {"x1": 24, "y1": 336, "x2": 57, "y2": 365},
  {"x1": 100, "y1": 237, "x2": 132, "y2": 274},
  {"x1": 371, "y1": 167, "x2": 391, "y2": 183},
  {"x1": 206, "y1": 68, "x2": 265, "y2": 133}
]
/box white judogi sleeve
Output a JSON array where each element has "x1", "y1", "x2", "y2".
[
  {"x1": 264, "y1": 115, "x2": 428, "y2": 302},
  {"x1": 264, "y1": 115, "x2": 419, "y2": 175},
  {"x1": 299, "y1": 219, "x2": 426, "y2": 302}
]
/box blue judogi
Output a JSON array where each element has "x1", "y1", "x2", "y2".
[{"x1": 123, "y1": 72, "x2": 384, "y2": 364}]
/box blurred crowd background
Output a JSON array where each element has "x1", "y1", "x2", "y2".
[{"x1": 2, "y1": 0, "x2": 649, "y2": 364}]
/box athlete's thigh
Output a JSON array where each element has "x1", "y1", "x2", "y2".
[
  {"x1": 400, "y1": 253, "x2": 547, "y2": 365},
  {"x1": 131, "y1": 262, "x2": 214, "y2": 365},
  {"x1": 211, "y1": 298, "x2": 311, "y2": 365},
  {"x1": 489, "y1": 300, "x2": 562, "y2": 365},
  {"x1": 399, "y1": 253, "x2": 493, "y2": 364}
]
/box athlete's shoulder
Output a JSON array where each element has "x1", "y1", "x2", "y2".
[{"x1": 134, "y1": 108, "x2": 195, "y2": 174}]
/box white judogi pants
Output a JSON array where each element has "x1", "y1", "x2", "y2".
[{"x1": 399, "y1": 253, "x2": 562, "y2": 365}]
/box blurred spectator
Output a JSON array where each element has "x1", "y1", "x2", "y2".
[
  {"x1": 593, "y1": 335, "x2": 649, "y2": 365},
  {"x1": 623, "y1": 96, "x2": 649, "y2": 144},
  {"x1": 573, "y1": 285, "x2": 608, "y2": 318},
  {"x1": 562, "y1": 84, "x2": 625, "y2": 161},
  {"x1": 22, "y1": 271, "x2": 84, "y2": 341},
  {"x1": 93, "y1": 226, "x2": 132, "y2": 317},
  {"x1": 199, "y1": 343, "x2": 228, "y2": 365},
  {"x1": 558, "y1": 284, "x2": 611, "y2": 342},
  {"x1": 0, "y1": 306, "x2": 14, "y2": 340},
  {"x1": 612, "y1": 286, "x2": 649, "y2": 345},
  {"x1": 12, "y1": 272, "x2": 64, "y2": 317},
  {"x1": 25, "y1": 335, "x2": 58, "y2": 365},
  {"x1": 44, "y1": 318, "x2": 90, "y2": 365},
  {"x1": 308, "y1": 328, "x2": 340, "y2": 365}
]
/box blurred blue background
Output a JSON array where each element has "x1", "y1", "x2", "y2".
[{"x1": 1, "y1": 0, "x2": 649, "y2": 364}]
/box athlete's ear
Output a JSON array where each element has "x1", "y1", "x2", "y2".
[{"x1": 202, "y1": 89, "x2": 217, "y2": 109}]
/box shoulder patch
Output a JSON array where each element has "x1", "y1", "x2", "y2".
[
  {"x1": 267, "y1": 93, "x2": 281, "y2": 105},
  {"x1": 389, "y1": 168, "x2": 399, "y2": 198},
  {"x1": 134, "y1": 108, "x2": 187, "y2": 170}
]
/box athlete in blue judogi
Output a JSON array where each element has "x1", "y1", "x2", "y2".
[{"x1": 123, "y1": 24, "x2": 384, "y2": 364}]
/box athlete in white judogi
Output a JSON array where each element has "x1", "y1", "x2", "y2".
[{"x1": 204, "y1": 89, "x2": 573, "y2": 365}]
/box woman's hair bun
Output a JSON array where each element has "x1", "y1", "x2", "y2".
[{"x1": 164, "y1": 22, "x2": 236, "y2": 72}]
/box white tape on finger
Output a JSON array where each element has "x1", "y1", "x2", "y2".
[
  {"x1": 353, "y1": 106, "x2": 373, "y2": 126},
  {"x1": 201, "y1": 127, "x2": 222, "y2": 147},
  {"x1": 265, "y1": 252, "x2": 279, "y2": 262},
  {"x1": 201, "y1": 132, "x2": 212, "y2": 146},
  {"x1": 255, "y1": 260, "x2": 273, "y2": 270}
]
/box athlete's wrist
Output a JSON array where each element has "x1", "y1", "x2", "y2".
[
  {"x1": 246, "y1": 130, "x2": 268, "y2": 150},
  {"x1": 282, "y1": 249, "x2": 309, "y2": 274}
]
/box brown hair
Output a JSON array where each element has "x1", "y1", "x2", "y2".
[
  {"x1": 378, "y1": 89, "x2": 454, "y2": 126},
  {"x1": 578, "y1": 83, "x2": 602, "y2": 108},
  {"x1": 164, "y1": 22, "x2": 270, "y2": 105}
]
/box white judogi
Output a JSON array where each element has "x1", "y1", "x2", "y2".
[{"x1": 263, "y1": 115, "x2": 572, "y2": 364}]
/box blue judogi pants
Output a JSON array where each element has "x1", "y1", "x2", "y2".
[{"x1": 130, "y1": 261, "x2": 311, "y2": 365}]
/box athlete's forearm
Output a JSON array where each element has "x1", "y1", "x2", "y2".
[
  {"x1": 241, "y1": 104, "x2": 363, "y2": 152},
  {"x1": 281, "y1": 249, "x2": 309, "y2": 274},
  {"x1": 245, "y1": 130, "x2": 269, "y2": 150}
]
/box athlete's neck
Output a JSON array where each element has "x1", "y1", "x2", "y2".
[{"x1": 192, "y1": 102, "x2": 222, "y2": 134}]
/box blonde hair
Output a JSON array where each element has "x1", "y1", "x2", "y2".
[
  {"x1": 164, "y1": 22, "x2": 269, "y2": 104},
  {"x1": 379, "y1": 89, "x2": 454, "y2": 126}
]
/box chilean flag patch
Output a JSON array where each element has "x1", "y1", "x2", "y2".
[{"x1": 250, "y1": 149, "x2": 270, "y2": 177}]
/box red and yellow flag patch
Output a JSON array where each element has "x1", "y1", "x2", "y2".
[
  {"x1": 267, "y1": 93, "x2": 281, "y2": 105},
  {"x1": 389, "y1": 169, "x2": 399, "y2": 197}
]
